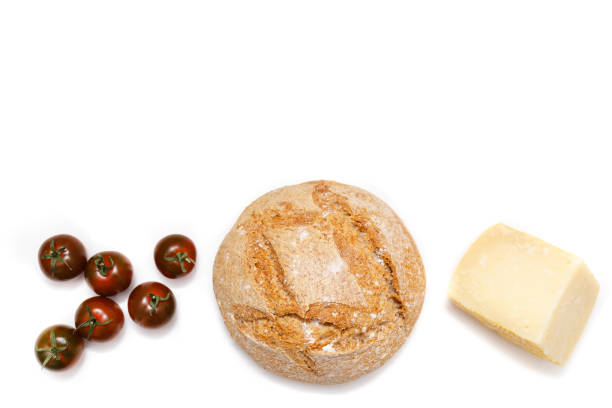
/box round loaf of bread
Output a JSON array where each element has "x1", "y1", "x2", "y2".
[{"x1": 213, "y1": 180, "x2": 425, "y2": 384}]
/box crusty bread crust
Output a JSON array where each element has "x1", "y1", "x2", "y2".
[{"x1": 213, "y1": 180, "x2": 425, "y2": 384}]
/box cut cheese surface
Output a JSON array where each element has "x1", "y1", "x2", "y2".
[{"x1": 449, "y1": 223, "x2": 599, "y2": 365}]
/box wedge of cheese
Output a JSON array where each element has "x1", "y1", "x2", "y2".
[{"x1": 449, "y1": 223, "x2": 599, "y2": 365}]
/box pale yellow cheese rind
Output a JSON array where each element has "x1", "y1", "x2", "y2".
[
  {"x1": 540, "y1": 263, "x2": 599, "y2": 364},
  {"x1": 449, "y1": 223, "x2": 599, "y2": 365}
]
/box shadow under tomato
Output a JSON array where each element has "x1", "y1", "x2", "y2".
[
  {"x1": 106, "y1": 280, "x2": 134, "y2": 304},
  {"x1": 39, "y1": 271, "x2": 85, "y2": 290},
  {"x1": 39, "y1": 345, "x2": 87, "y2": 380},
  {"x1": 128, "y1": 303, "x2": 179, "y2": 339},
  {"x1": 84, "y1": 319, "x2": 129, "y2": 353},
  {"x1": 156, "y1": 260, "x2": 198, "y2": 289}
]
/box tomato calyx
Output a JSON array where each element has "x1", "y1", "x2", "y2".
[
  {"x1": 75, "y1": 305, "x2": 113, "y2": 340},
  {"x1": 36, "y1": 330, "x2": 68, "y2": 368},
  {"x1": 41, "y1": 240, "x2": 72, "y2": 278},
  {"x1": 94, "y1": 255, "x2": 114, "y2": 276},
  {"x1": 164, "y1": 251, "x2": 195, "y2": 273},
  {"x1": 148, "y1": 293, "x2": 171, "y2": 315}
]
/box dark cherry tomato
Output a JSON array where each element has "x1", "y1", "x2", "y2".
[
  {"x1": 74, "y1": 296, "x2": 125, "y2": 342},
  {"x1": 128, "y1": 281, "x2": 176, "y2": 328},
  {"x1": 154, "y1": 234, "x2": 197, "y2": 279},
  {"x1": 34, "y1": 324, "x2": 84, "y2": 370},
  {"x1": 38, "y1": 234, "x2": 87, "y2": 281},
  {"x1": 85, "y1": 251, "x2": 133, "y2": 296}
]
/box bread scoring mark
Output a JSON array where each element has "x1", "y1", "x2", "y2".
[
  {"x1": 231, "y1": 182, "x2": 406, "y2": 377},
  {"x1": 311, "y1": 183, "x2": 406, "y2": 322},
  {"x1": 244, "y1": 230, "x2": 300, "y2": 316},
  {"x1": 231, "y1": 303, "x2": 385, "y2": 376}
]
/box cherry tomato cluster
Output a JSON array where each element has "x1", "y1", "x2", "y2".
[{"x1": 34, "y1": 233, "x2": 196, "y2": 370}]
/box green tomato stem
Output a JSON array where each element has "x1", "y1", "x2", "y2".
[
  {"x1": 41, "y1": 239, "x2": 72, "y2": 278},
  {"x1": 164, "y1": 251, "x2": 195, "y2": 273},
  {"x1": 36, "y1": 330, "x2": 68, "y2": 368},
  {"x1": 148, "y1": 292, "x2": 171, "y2": 315},
  {"x1": 75, "y1": 305, "x2": 113, "y2": 340},
  {"x1": 94, "y1": 254, "x2": 114, "y2": 276}
]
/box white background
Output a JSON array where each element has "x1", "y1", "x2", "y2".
[{"x1": 1, "y1": 1, "x2": 610, "y2": 407}]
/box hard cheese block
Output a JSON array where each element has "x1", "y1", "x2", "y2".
[{"x1": 449, "y1": 223, "x2": 599, "y2": 365}]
